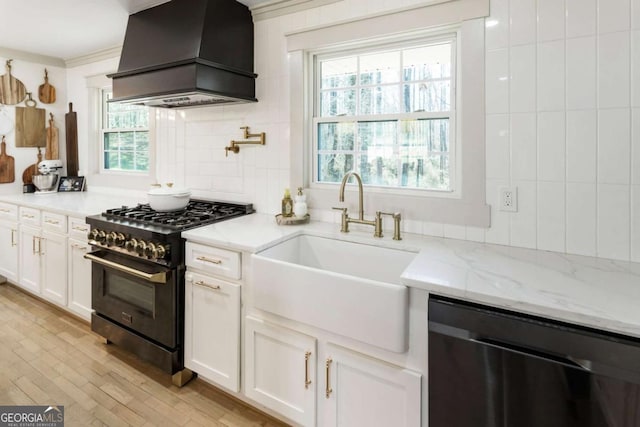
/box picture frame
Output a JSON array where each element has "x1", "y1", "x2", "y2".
[{"x1": 57, "y1": 176, "x2": 85, "y2": 192}]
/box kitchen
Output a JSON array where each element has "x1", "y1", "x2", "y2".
[{"x1": 0, "y1": 0, "x2": 639, "y2": 426}]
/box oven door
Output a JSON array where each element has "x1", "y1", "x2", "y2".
[{"x1": 86, "y1": 250, "x2": 177, "y2": 349}]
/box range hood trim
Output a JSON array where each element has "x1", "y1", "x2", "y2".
[{"x1": 107, "y1": 57, "x2": 258, "y2": 80}]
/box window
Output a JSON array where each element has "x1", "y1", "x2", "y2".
[
  {"x1": 101, "y1": 90, "x2": 150, "y2": 173},
  {"x1": 313, "y1": 37, "x2": 455, "y2": 192}
]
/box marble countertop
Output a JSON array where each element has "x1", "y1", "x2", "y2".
[
  {"x1": 0, "y1": 191, "x2": 143, "y2": 217},
  {"x1": 185, "y1": 212, "x2": 640, "y2": 339}
]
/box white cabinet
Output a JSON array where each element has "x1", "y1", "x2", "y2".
[
  {"x1": 18, "y1": 224, "x2": 41, "y2": 294},
  {"x1": 185, "y1": 271, "x2": 240, "y2": 392},
  {"x1": 40, "y1": 230, "x2": 67, "y2": 306},
  {"x1": 67, "y1": 238, "x2": 92, "y2": 320},
  {"x1": 0, "y1": 220, "x2": 18, "y2": 282},
  {"x1": 245, "y1": 316, "x2": 317, "y2": 427},
  {"x1": 244, "y1": 317, "x2": 422, "y2": 427},
  {"x1": 320, "y1": 344, "x2": 421, "y2": 427}
]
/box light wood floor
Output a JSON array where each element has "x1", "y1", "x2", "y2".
[{"x1": 0, "y1": 283, "x2": 289, "y2": 427}]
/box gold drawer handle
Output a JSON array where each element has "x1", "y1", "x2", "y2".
[
  {"x1": 325, "y1": 358, "x2": 333, "y2": 398},
  {"x1": 71, "y1": 243, "x2": 87, "y2": 251},
  {"x1": 193, "y1": 280, "x2": 221, "y2": 290},
  {"x1": 72, "y1": 226, "x2": 88, "y2": 232},
  {"x1": 22, "y1": 214, "x2": 35, "y2": 219},
  {"x1": 304, "y1": 351, "x2": 312, "y2": 389},
  {"x1": 196, "y1": 256, "x2": 222, "y2": 265},
  {"x1": 45, "y1": 219, "x2": 60, "y2": 225},
  {"x1": 0, "y1": 208, "x2": 10, "y2": 213},
  {"x1": 11, "y1": 229, "x2": 16, "y2": 247}
]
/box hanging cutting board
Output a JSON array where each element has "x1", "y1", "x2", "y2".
[
  {"x1": 65, "y1": 102, "x2": 79, "y2": 176},
  {"x1": 22, "y1": 148, "x2": 42, "y2": 185},
  {"x1": 45, "y1": 113, "x2": 59, "y2": 160},
  {"x1": 15, "y1": 94, "x2": 46, "y2": 147},
  {"x1": 0, "y1": 136, "x2": 15, "y2": 183},
  {"x1": 38, "y1": 69, "x2": 56, "y2": 104},
  {"x1": 0, "y1": 60, "x2": 27, "y2": 105}
]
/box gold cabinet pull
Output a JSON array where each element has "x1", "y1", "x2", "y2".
[
  {"x1": 193, "y1": 280, "x2": 221, "y2": 290},
  {"x1": 196, "y1": 256, "x2": 222, "y2": 265},
  {"x1": 304, "y1": 351, "x2": 312, "y2": 389},
  {"x1": 38, "y1": 237, "x2": 44, "y2": 255},
  {"x1": 45, "y1": 219, "x2": 60, "y2": 225},
  {"x1": 0, "y1": 208, "x2": 10, "y2": 213},
  {"x1": 22, "y1": 214, "x2": 35, "y2": 219},
  {"x1": 325, "y1": 357, "x2": 333, "y2": 398},
  {"x1": 10, "y1": 229, "x2": 16, "y2": 247},
  {"x1": 72, "y1": 225, "x2": 88, "y2": 232},
  {"x1": 32, "y1": 236, "x2": 37, "y2": 254},
  {"x1": 70, "y1": 243, "x2": 87, "y2": 251}
]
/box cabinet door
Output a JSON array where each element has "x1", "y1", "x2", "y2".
[
  {"x1": 41, "y1": 231, "x2": 67, "y2": 306},
  {"x1": 67, "y1": 239, "x2": 92, "y2": 320},
  {"x1": 18, "y1": 225, "x2": 41, "y2": 294},
  {"x1": 185, "y1": 271, "x2": 240, "y2": 392},
  {"x1": 320, "y1": 344, "x2": 421, "y2": 427},
  {"x1": 245, "y1": 316, "x2": 317, "y2": 427},
  {"x1": 0, "y1": 221, "x2": 18, "y2": 282}
]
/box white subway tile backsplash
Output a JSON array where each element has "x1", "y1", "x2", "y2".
[
  {"x1": 443, "y1": 224, "x2": 466, "y2": 240},
  {"x1": 486, "y1": 0, "x2": 509, "y2": 50},
  {"x1": 566, "y1": 183, "x2": 597, "y2": 256},
  {"x1": 537, "y1": 112, "x2": 566, "y2": 182},
  {"x1": 632, "y1": 31, "x2": 640, "y2": 106},
  {"x1": 598, "y1": 32, "x2": 631, "y2": 108},
  {"x1": 634, "y1": 0, "x2": 640, "y2": 29},
  {"x1": 566, "y1": 110, "x2": 597, "y2": 183},
  {"x1": 466, "y1": 227, "x2": 486, "y2": 243},
  {"x1": 597, "y1": 184, "x2": 631, "y2": 260},
  {"x1": 566, "y1": 37, "x2": 597, "y2": 110},
  {"x1": 510, "y1": 44, "x2": 537, "y2": 112},
  {"x1": 510, "y1": 113, "x2": 537, "y2": 180},
  {"x1": 538, "y1": 0, "x2": 566, "y2": 42},
  {"x1": 633, "y1": 109, "x2": 640, "y2": 184},
  {"x1": 598, "y1": 109, "x2": 631, "y2": 184},
  {"x1": 486, "y1": 114, "x2": 510, "y2": 179},
  {"x1": 632, "y1": 185, "x2": 640, "y2": 261},
  {"x1": 537, "y1": 182, "x2": 566, "y2": 252},
  {"x1": 486, "y1": 49, "x2": 509, "y2": 114},
  {"x1": 537, "y1": 40, "x2": 565, "y2": 111},
  {"x1": 598, "y1": 0, "x2": 630, "y2": 34},
  {"x1": 423, "y1": 222, "x2": 445, "y2": 237},
  {"x1": 510, "y1": 180, "x2": 537, "y2": 248},
  {"x1": 510, "y1": 0, "x2": 537, "y2": 46},
  {"x1": 566, "y1": 0, "x2": 597, "y2": 38}
]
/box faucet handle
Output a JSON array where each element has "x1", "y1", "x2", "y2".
[
  {"x1": 381, "y1": 212, "x2": 402, "y2": 240},
  {"x1": 332, "y1": 207, "x2": 349, "y2": 233}
]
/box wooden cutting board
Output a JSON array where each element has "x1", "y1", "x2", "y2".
[
  {"x1": 0, "y1": 60, "x2": 27, "y2": 105},
  {"x1": 0, "y1": 136, "x2": 15, "y2": 183},
  {"x1": 38, "y1": 69, "x2": 56, "y2": 104},
  {"x1": 16, "y1": 94, "x2": 46, "y2": 148},
  {"x1": 65, "y1": 102, "x2": 79, "y2": 176},
  {"x1": 22, "y1": 148, "x2": 42, "y2": 185},
  {"x1": 45, "y1": 113, "x2": 59, "y2": 160}
]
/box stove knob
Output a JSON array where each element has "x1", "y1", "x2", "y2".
[
  {"x1": 95, "y1": 230, "x2": 107, "y2": 243},
  {"x1": 87, "y1": 229, "x2": 99, "y2": 241},
  {"x1": 155, "y1": 244, "x2": 167, "y2": 260},
  {"x1": 125, "y1": 238, "x2": 139, "y2": 252},
  {"x1": 136, "y1": 240, "x2": 147, "y2": 256},
  {"x1": 114, "y1": 233, "x2": 126, "y2": 247},
  {"x1": 106, "y1": 232, "x2": 117, "y2": 246},
  {"x1": 144, "y1": 242, "x2": 157, "y2": 258}
]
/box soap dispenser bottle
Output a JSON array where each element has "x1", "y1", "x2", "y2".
[
  {"x1": 293, "y1": 187, "x2": 308, "y2": 218},
  {"x1": 282, "y1": 188, "x2": 294, "y2": 217}
]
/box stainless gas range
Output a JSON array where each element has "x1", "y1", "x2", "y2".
[{"x1": 85, "y1": 199, "x2": 253, "y2": 386}]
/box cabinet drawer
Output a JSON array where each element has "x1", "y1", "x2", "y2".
[
  {"x1": 68, "y1": 217, "x2": 89, "y2": 240},
  {"x1": 42, "y1": 211, "x2": 67, "y2": 234},
  {"x1": 0, "y1": 202, "x2": 18, "y2": 222},
  {"x1": 19, "y1": 207, "x2": 40, "y2": 226},
  {"x1": 185, "y1": 242, "x2": 241, "y2": 280}
]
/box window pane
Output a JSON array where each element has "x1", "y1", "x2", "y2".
[
  {"x1": 135, "y1": 152, "x2": 149, "y2": 171},
  {"x1": 360, "y1": 86, "x2": 400, "y2": 115},
  {"x1": 104, "y1": 151, "x2": 119, "y2": 169},
  {"x1": 358, "y1": 121, "x2": 398, "y2": 186},
  {"x1": 403, "y1": 81, "x2": 450, "y2": 112},
  {"x1": 318, "y1": 122, "x2": 355, "y2": 151},
  {"x1": 401, "y1": 119, "x2": 449, "y2": 153},
  {"x1": 318, "y1": 154, "x2": 354, "y2": 183},
  {"x1": 403, "y1": 43, "x2": 451, "y2": 81},
  {"x1": 321, "y1": 57, "x2": 357, "y2": 89},
  {"x1": 320, "y1": 89, "x2": 356, "y2": 116},
  {"x1": 135, "y1": 131, "x2": 149, "y2": 150},
  {"x1": 104, "y1": 132, "x2": 119, "y2": 150},
  {"x1": 120, "y1": 132, "x2": 134, "y2": 150},
  {"x1": 120, "y1": 152, "x2": 134, "y2": 170},
  {"x1": 360, "y1": 51, "x2": 400, "y2": 85}
]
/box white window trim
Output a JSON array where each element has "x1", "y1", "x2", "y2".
[
  {"x1": 86, "y1": 74, "x2": 157, "y2": 190},
  {"x1": 287, "y1": 0, "x2": 491, "y2": 227},
  {"x1": 309, "y1": 33, "x2": 458, "y2": 197}
]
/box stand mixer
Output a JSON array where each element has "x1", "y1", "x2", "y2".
[{"x1": 33, "y1": 159, "x2": 63, "y2": 194}]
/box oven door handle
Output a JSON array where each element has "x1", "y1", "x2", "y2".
[{"x1": 84, "y1": 252, "x2": 168, "y2": 284}]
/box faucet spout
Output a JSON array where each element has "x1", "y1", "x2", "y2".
[{"x1": 339, "y1": 171, "x2": 364, "y2": 220}]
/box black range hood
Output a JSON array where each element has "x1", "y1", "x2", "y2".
[{"x1": 108, "y1": 0, "x2": 257, "y2": 108}]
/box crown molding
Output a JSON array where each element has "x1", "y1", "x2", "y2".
[
  {"x1": 0, "y1": 46, "x2": 65, "y2": 68},
  {"x1": 65, "y1": 45, "x2": 122, "y2": 68},
  {"x1": 250, "y1": 0, "x2": 342, "y2": 21}
]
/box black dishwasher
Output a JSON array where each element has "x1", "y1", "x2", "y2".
[{"x1": 429, "y1": 295, "x2": 640, "y2": 427}]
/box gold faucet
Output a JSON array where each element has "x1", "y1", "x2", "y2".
[{"x1": 332, "y1": 172, "x2": 383, "y2": 238}]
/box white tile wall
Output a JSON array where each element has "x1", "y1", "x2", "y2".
[{"x1": 152, "y1": 0, "x2": 639, "y2": 262}]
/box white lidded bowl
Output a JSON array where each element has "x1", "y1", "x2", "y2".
[{"x1": 147, "y1": 183, "x2": 191, "y2": 211}]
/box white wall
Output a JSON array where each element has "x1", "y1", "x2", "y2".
[
  {"x1": 63, "y1": 0, "x2": 640, "y2": 263},
  {"x1": 0, "y1": 57, "x2": 67, "y2": 194}
]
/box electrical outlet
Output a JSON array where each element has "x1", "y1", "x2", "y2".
[{"x1": 499, "y1": 187, "x2": 518, "y2": 212}]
